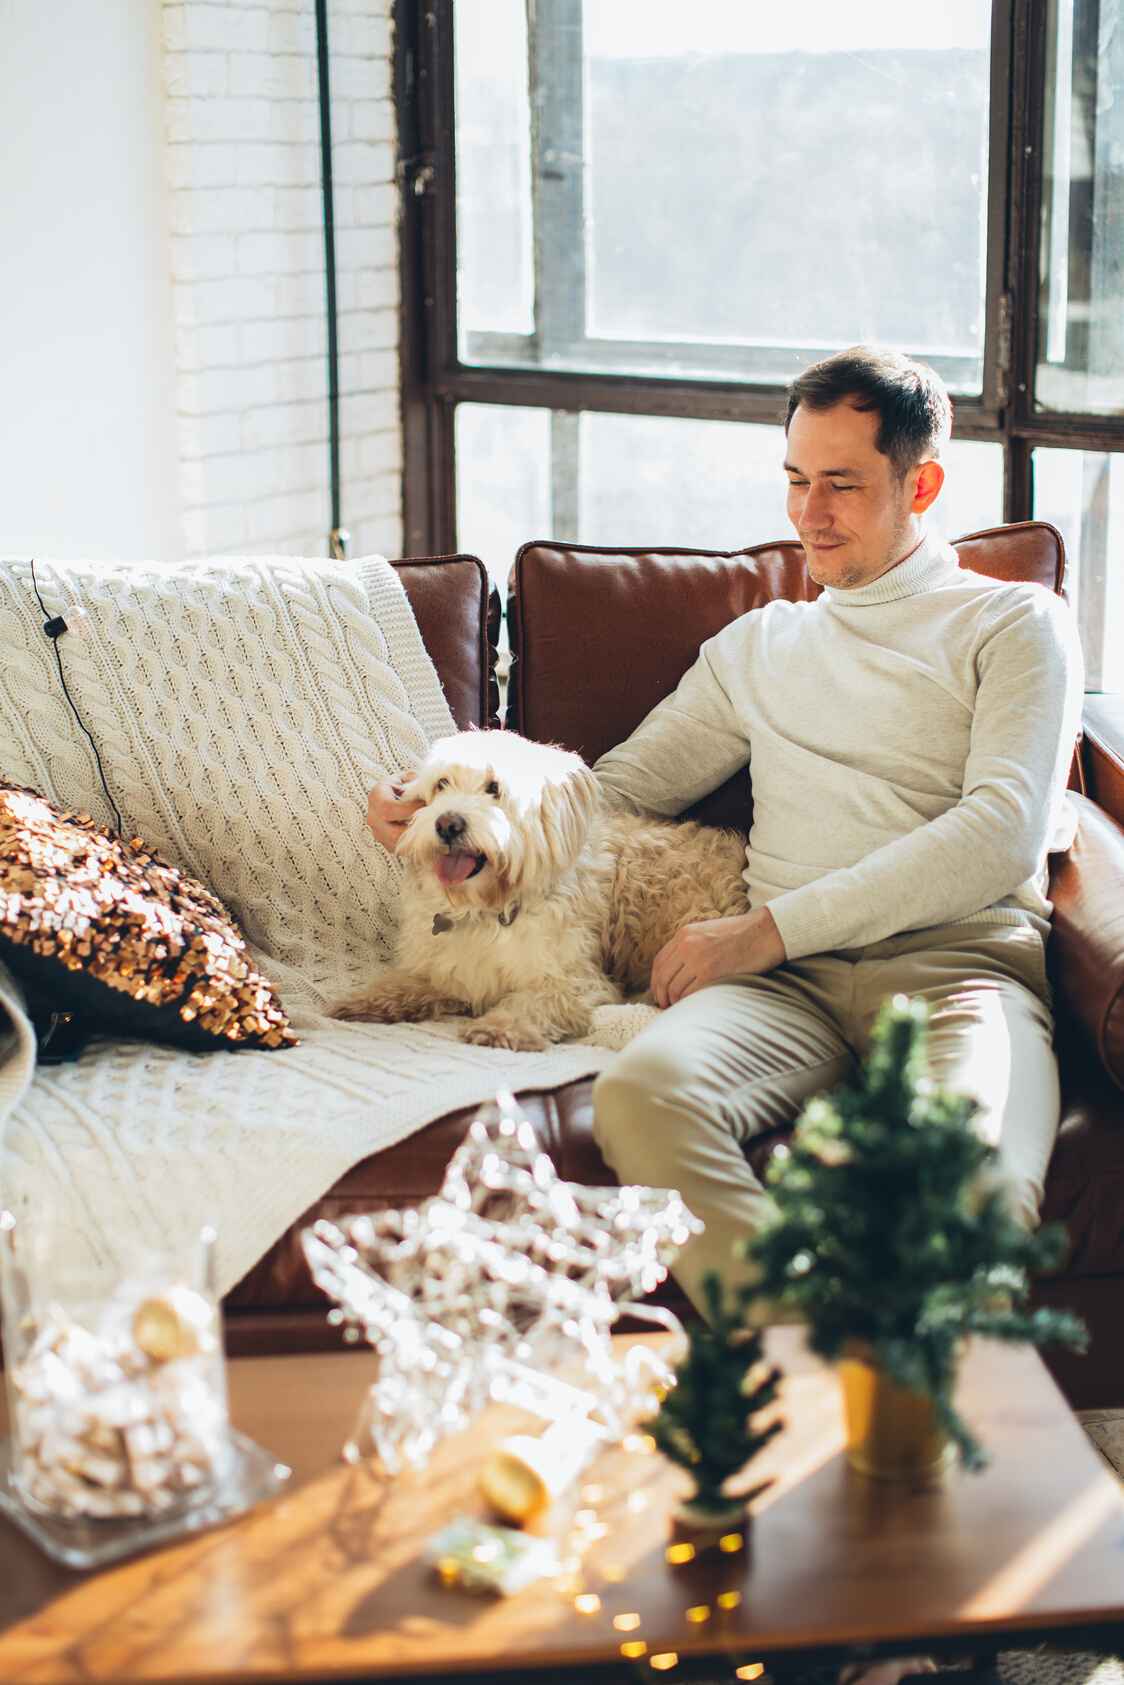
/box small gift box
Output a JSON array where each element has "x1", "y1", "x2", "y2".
[{"x1": 0, "y1": 1210, "x2": 288, "y2": 1568}]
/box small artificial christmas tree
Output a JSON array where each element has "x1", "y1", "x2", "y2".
[
  {"x1": 744, "y1": 995, "x2": 1086, "y2": 1470},
  {"x1": 643, "y1": 1271, "x2": 781, "y2": 1522}
]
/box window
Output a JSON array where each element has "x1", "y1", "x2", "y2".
[
  {"x1": 1034, "y1": 447, "x2": 1124, "y2": 687},
  {"x1": 398, "y1": 0, "x2": 1124, "y2": 689},
  {"x1": 457, "y1": 1, "x2": 995, "y2": 393}
]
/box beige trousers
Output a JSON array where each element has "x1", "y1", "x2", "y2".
[{"x1": 592, "y1": 923, "x2": 1058, "y2": 1312}]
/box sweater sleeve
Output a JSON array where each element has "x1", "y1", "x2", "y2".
[
  {"x1": 767, "y1": 590, "x2": 1085, "y2": 959},
  {"x1": 593, "y1": 629, "x2": 754, "y2": 817}
]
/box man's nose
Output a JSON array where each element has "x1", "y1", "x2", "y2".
[
  {"x1": 436, "y1": 813, "x2": 467, "y2": 843},
  {"x1": 800, "y1": 481, "x2": 832, "y2": 529}
]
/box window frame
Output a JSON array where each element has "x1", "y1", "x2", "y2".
[{"x1": 396, "y1": 0, "x2": 1124, "y2": 558}]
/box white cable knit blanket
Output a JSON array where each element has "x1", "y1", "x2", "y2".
[{"x1": 0, "y1": 555, "x2": 624, "y2": 1298}]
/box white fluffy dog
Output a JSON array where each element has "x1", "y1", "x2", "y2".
[{"x1": 333, "y1": 729, "x2": 749, "y2": 1050}]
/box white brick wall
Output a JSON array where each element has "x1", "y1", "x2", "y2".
[{"x1": 163, "y1": 0, "x2": 401, "y2": 562}]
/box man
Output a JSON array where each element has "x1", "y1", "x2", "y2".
[
  {"x1": 368, "y1": 347, "x2": 1083, "y2": 1313},
  {"x1": 590, "y1": 347, "x2": 1082, "y2": 1307}
]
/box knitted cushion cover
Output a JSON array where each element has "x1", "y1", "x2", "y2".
[
  {"x1": 0, "y1": 784, "x2": 294, "y2": 1053},
  {"x1": 0, "y1": 555, "x2": 445, "y2": 998}
]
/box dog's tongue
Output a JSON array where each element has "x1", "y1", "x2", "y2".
[{"x1": 436, "y1": 849, "x2": 480, "y2": 886}]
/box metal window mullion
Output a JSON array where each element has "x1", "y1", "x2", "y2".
[
  {"x1": 1005, "y1": 0, "x2": 1046, "y2": 518},
  {"x1": 983, "y1": 0, "x2": 1016, "y2": 423},
  {"x1": 1077, "y1": 452, "x2": 1111, "y2": 686},
  {"x1": 530, "y1": 0, "x2": 586, "y2": 359},
  {"x1": 530, "y1": 0, "x2": 585, "y2": 544},
  {"x1": 1043, "y1": 0, "x2": 1076, "y2": 365}
]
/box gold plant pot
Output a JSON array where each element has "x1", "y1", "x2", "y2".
[
  {"x1": 838, "y1": 1355, "x2": 954, "y2": 1480},
  {"x1": 670, "y1": 1497, "x2": 750, "y2": 1557}
]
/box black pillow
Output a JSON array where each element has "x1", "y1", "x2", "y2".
[{"x1": 0, "y1": 783, "x2": 296, "y2": 1057}]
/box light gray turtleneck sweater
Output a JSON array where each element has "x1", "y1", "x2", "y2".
[{"x1": 593, "y1": 535, "x2": 1085, "y2": 961}]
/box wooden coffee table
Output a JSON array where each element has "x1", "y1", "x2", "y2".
[{"x1": 1, "y1": 1329, "x2": 1123, "y2": 1683}]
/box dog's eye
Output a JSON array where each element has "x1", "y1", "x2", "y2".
[
  {"x1": 434, "y1": 778, "x2": 448, "y2": 793},
  {"x1": 485, "y1": 780, "x2": 499, "y2": 797}
]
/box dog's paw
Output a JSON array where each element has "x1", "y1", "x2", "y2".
[
  {"x1": 461, "y1": 1017, "x2": 552, "y2": 1052},
  {"x1": 330, "y1": 992, "x2": 401, "y2": 1023},
  {"x1": 330, "y1": 975, "x2": 438, "y2": 1023}
]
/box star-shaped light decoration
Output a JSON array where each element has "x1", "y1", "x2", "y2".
[{"x1": 301, "y1": 1090, "x2": 701, "y2": 1474}]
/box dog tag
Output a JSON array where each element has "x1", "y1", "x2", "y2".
[{"x1": 432, "y1": 913, "x2": 454, "y2": 935}]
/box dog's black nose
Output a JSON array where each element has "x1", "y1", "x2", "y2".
[{"x1": 436, "y1": 813, "x2": 467, "y2": 843}]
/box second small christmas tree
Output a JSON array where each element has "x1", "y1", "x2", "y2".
[{"x1": 644, "y1": 1271, "x2": 781, "y2": 1520}]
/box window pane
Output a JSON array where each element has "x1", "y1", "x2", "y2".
[
  {"x1": 579, "y1": 415, "x2": 789, "y2": 549},
  {"x1": 454, "y1": 0, "x2": 534, "y2": 338},
  {"x1": 454, "y1": 405, "x2": 1003, "y2": 580},
  {"x1": 455, "y1": 403, "x2": 551, "y2": 590},
  {"x1": 584, "y1": 2, "x2": 991, "y2": 389},
  {"x1": 455, "y1": 0, "x2": 993, "y2": 393},
  {"x1": 926, "y1": 438, "x2": 1005, "y2": 547},
  {"x1": 1036, "y1": 0, "x2": 1124, "y2": 414},
  {"x1": 580, "y1": 420, "x2": 1002, "y2": 551},
  {"x1": 1034, "y1": 447, "x2": 1124, "y2": 689}
]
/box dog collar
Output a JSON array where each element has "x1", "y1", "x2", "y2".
[{"x1": 432, "y1": 904, "x2": 520, "y2": 936}]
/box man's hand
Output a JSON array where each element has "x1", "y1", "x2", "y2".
[
  {"x1": 366, "y1": 774, "x2": 423, "y2": 854},
  {"x1": 650, "y1": 907, "x2": 786, "y2": 1008}
]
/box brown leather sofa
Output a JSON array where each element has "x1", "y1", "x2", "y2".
[{"x1": 223, "y1": 525, "x2": 1124, "y2": 1411}]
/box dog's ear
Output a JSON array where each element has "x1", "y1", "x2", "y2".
[{"x1": 539, "y1": 757, "x2": 599, "y2": 875}]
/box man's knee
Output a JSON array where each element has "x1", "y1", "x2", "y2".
[
  {"x1": 592, "y1": 1027, "x2": 706, "y2": 1147},
  {"x1": 592, "y1": 1066, "x2": 678, "y2": 1173},
  {"x1": 591, "y1": 1047, "x2": 735, "y2": 1198}
]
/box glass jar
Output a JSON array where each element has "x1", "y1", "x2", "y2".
[{"x1": 0, "y1": 1209, "x2": 231, "y2": 1524}]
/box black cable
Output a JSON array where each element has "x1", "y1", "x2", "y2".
[
  {"x1": 29, "y1": 557, "x2": 124, "y2": 836},
  {"x1": 315, "y1": 0, "x2": 345, "y2": 560}
]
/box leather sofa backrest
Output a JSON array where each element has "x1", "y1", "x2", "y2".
[
  {"x1": 506, "y1": 542, "x2": 818, "y2": 833},
  {"x1": 507, "y1": 522, "x2": 1067, "y2": 834},
  {"x1": 393, "y1": 556, "x2": 500, "y2": 731},
  {"x1": 955, "y1": 522, "x2": 1064, "y2": 591}
]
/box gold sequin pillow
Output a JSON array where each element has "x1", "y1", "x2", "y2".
[{"x1": 0, "y1": 783, "x2": 296, "y2": 1054}]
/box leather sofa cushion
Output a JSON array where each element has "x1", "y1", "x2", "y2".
[
  {"x1": 1048, "y1": 793, "x2": 1124, "y2": 1093},
  {"x1": 393, "y1": 555, "x2": 500, "y2": 731}
]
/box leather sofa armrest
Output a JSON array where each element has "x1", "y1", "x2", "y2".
[
  {"x1": 391, "y1": 555, "x2": 498, "y2": 730},
  {"x1": 1082, "y1": 699, "x2": 1124, "y2": 828},
  {"x1": 1048, "y1": 791, "x2": 1124, "y2": 1093}
]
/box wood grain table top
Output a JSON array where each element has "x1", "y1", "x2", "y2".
[{"x1": 0, "y1": 1329, "x2": 1122, "y2": 1684}]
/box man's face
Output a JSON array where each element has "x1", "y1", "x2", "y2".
[{"x1": 784, "y1": 401, "x2": 935, "y2": 589}]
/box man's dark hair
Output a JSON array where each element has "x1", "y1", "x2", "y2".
[{"x1": 785, "y1": 347, "x2": 952, "y2": 482}]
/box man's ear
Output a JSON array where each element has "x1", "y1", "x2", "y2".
[{"x1": 912, "y1": 458, "x2": 945, "y2": 514}]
